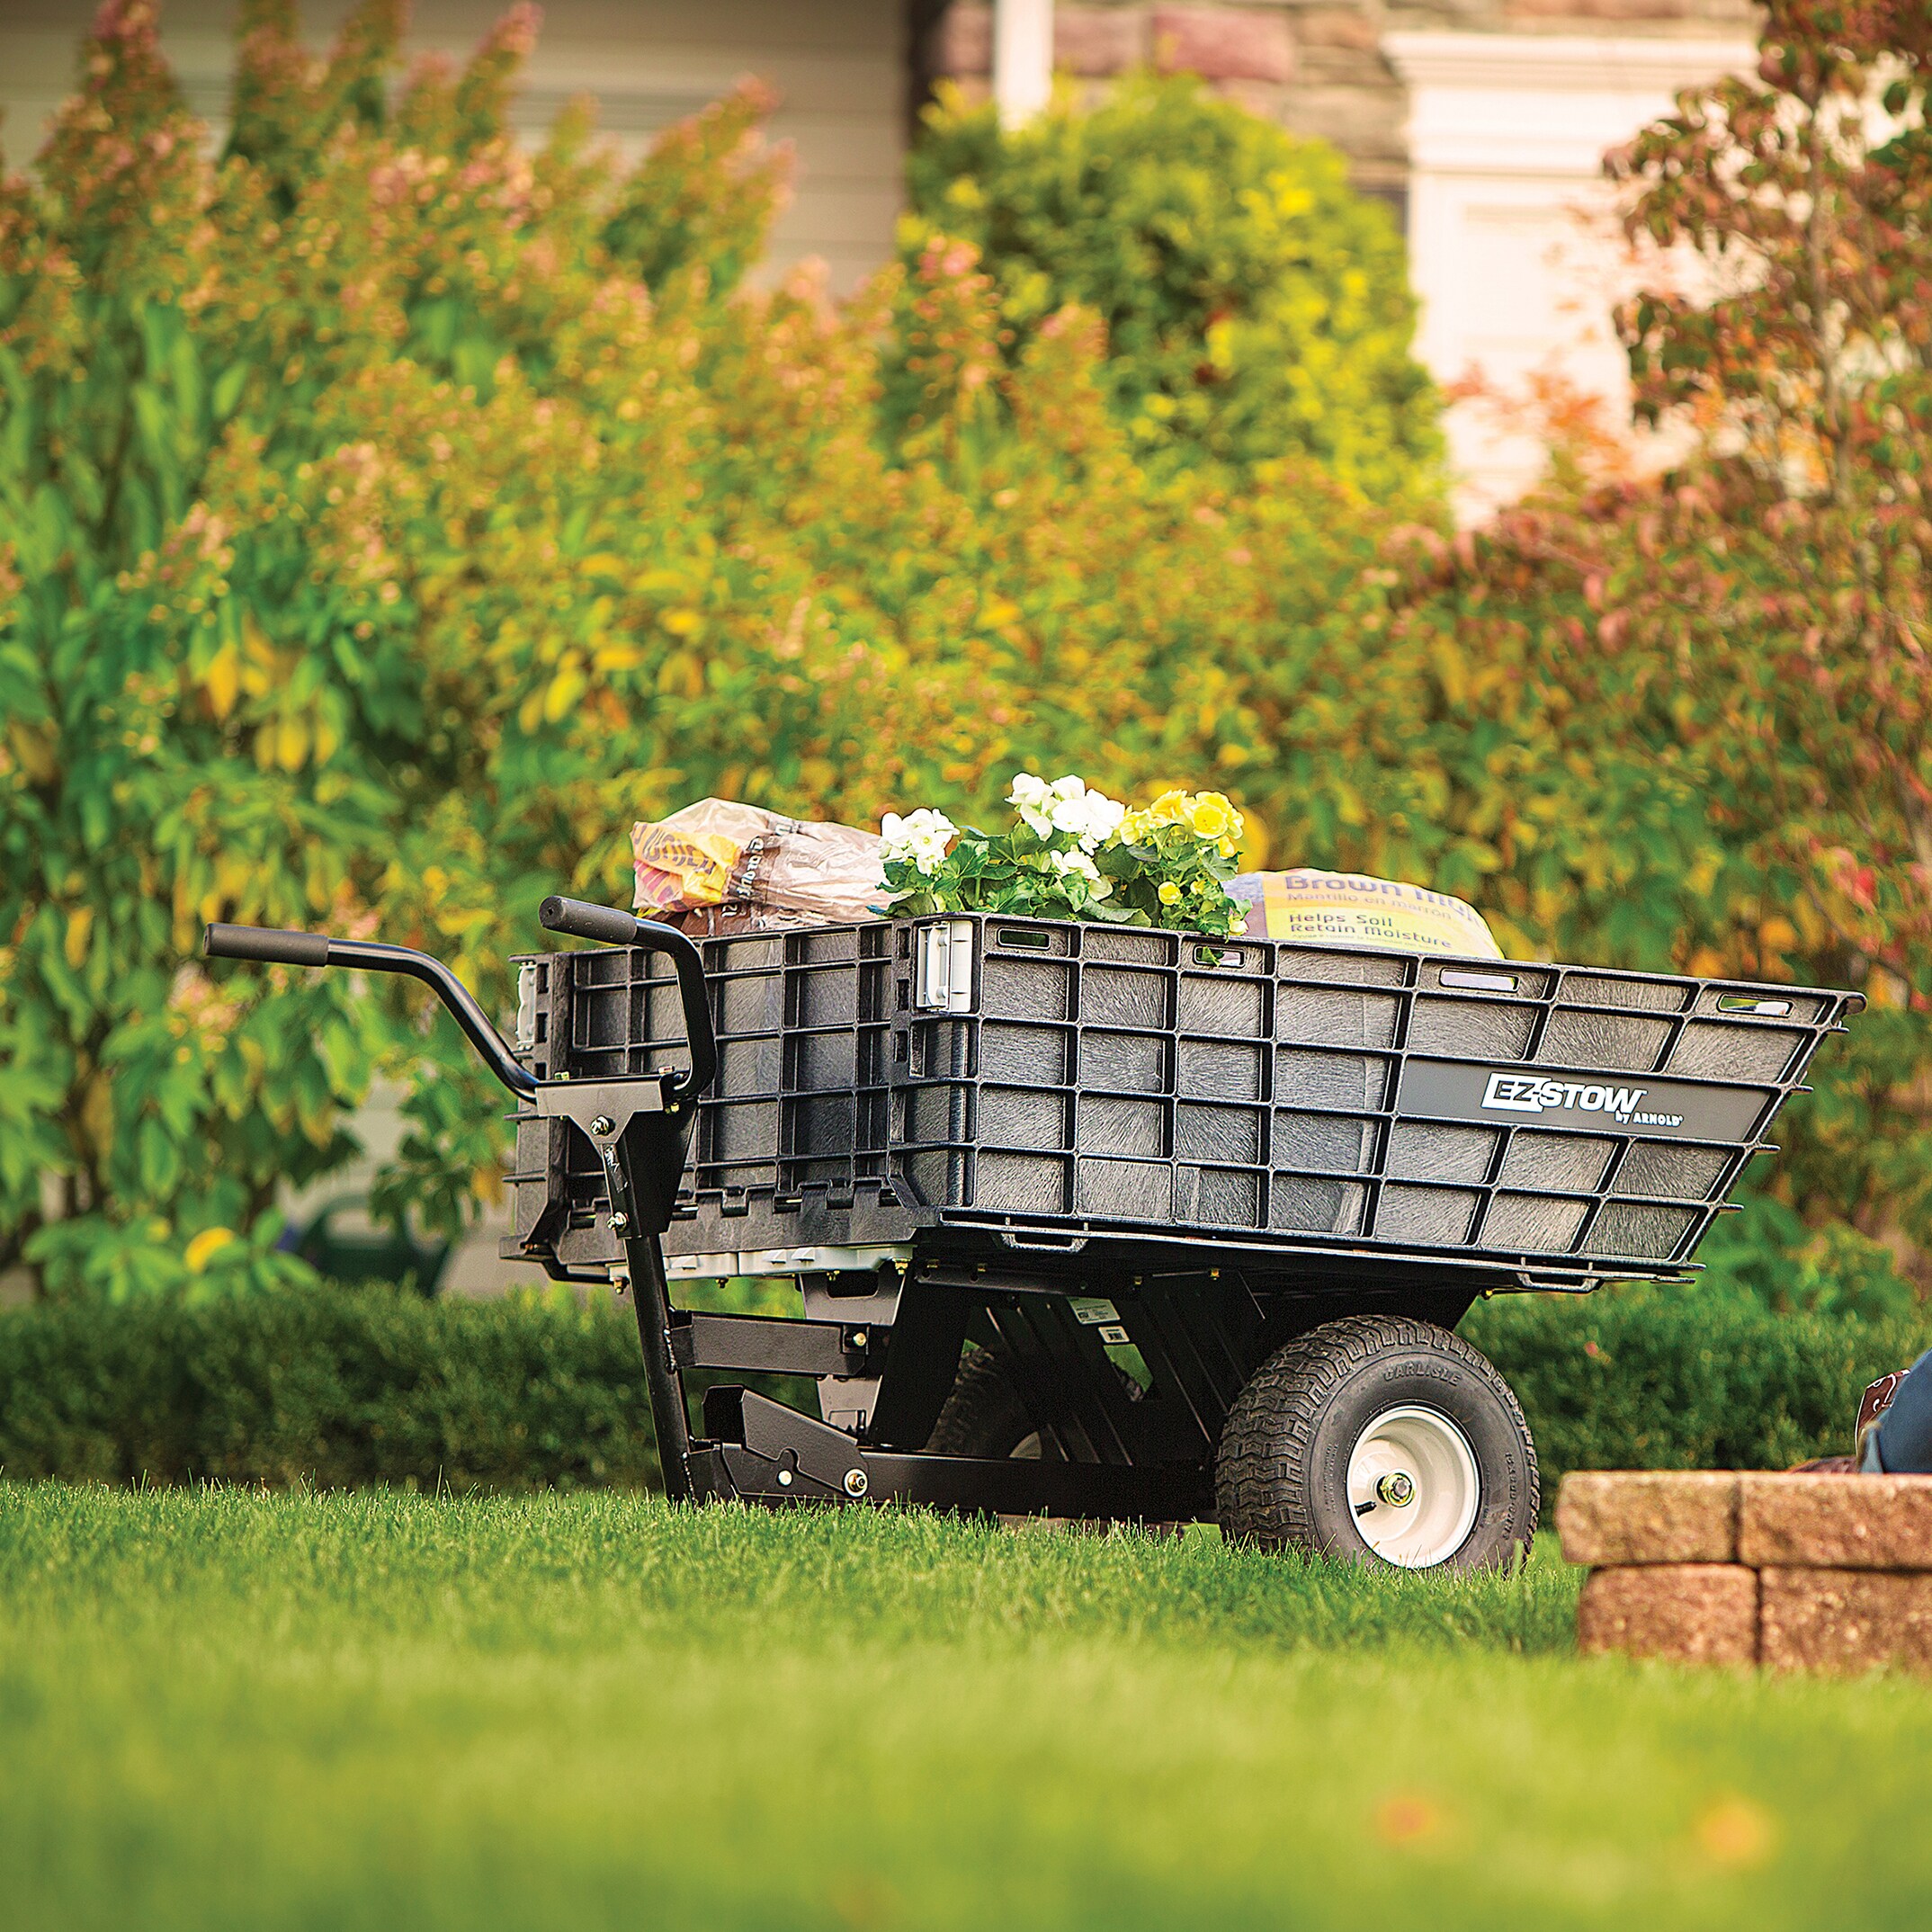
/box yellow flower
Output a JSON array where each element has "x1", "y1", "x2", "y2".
[
  {"x1": 1184, "y1": 792, "x2": 1239, "y2": 841},
  {"x1": 1146, "y1": 789, "x2": 1190, "y2": 827},
  {"x1": 183, "y1": 1227, "x2": 237, "y2": 1272},
  {"x1": 1158, "y1": 880, "x2": 1182, "y2": 905}
]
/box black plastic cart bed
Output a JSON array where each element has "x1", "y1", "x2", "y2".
[{"x1": 205, "y1": 900, "x2": 1861, "y2": 1572}]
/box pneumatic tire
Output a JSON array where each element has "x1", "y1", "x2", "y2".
[
  {"x1": 1215, "y1": 1314, "x2": 1538, "y2": 1572},
  {"x1": 924, "y1": 1348, "x2": 1048, "y2": 1459}
]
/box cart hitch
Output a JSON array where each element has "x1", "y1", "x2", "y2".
[{"x1": 203, "y1": 898, "x2": 721, "y2": 1502}]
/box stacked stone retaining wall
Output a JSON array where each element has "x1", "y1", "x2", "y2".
[{"x1": 1558, "y1": 1471, "x2": 1932, "y2": 1672}]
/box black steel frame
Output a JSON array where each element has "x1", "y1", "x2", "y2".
[
  {"x1": 207, "y1": 903, "x2": 1268, "y2": 1522},
  {"x1": 206, "y1": 898, "x2": 1865, "y2": 1528}
]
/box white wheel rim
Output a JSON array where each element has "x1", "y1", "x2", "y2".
[{"x1": 1345, "y1": 1405, "x2": 1480, "y2": 1569}]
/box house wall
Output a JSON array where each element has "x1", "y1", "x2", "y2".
[
  {"x1": 0, "y1": 0, "x2": 905, "y2": 292},
  {"x1": 925, "y1": 2, "x2": 1760, "y2": 513},
  {"x1": 923, "y1": 0, "x2": 1758, "y2": 202}
]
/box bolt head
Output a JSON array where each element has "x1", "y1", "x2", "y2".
[
  {"x1": 590, "y1": 1114, "x2": 615, "y2": 1137},
  {"x1": 777, "y1": 1467, "x2": 793, "y2": 1487},
  {"x1": 849, "y1": 1329, "x2": 867, "y2": 1350},
  {"x1": 610, "y1": 1211, "x2": 629, "y2": 1230},
  {"x1": 1375, "y1": 1471, "x2": 1417, "y2": 1508},
  {"x1": 843, "y1": 1468, "x2": 869, "y2": 1499}
]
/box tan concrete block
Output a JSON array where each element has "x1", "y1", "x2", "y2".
[
  {"x1": 1577, "y1": 1564, "x2": 1758, "y2": 1665},
  {"x1": 1738, "y1": 1472, "x2": 1932, "y2": 1570},
  {"x1": 1505, "y1": 0, "x2": 1695, "y2": 16},
  {"x1": 1209, "y1": 77, "x2": 1290, "y2": 115},
  {"x1": 1760, "y1": 1568, "x2": 1932, "y2": 1675},
  {"x1": 1556, "y1": 1471, "x2": 1739, "y2": 1566},
  {"x1": 1275, "y1": 83, "x2": 1407, "y2": 162},
  {"x1": 1152, "y1": 6, "x2": 1296, "y2": 82}
]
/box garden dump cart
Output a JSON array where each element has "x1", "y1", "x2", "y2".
[{"x1": 204, "y1": 899, "x2": 1862, "y2": 1571}]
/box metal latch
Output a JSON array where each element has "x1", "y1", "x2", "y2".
[
  {"x1": 514, "y1": 962, "x2": 540, "y2": 1051},
  {"x1": 914, "y1": 920, "x2": 976, "y2": 1013}
]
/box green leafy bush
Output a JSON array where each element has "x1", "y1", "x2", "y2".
[
  {"x1": 0, "y1": 2, "x2": 1406, "y2": 1297},
  {"x1": 1464, "y1": 1285, "x2": 1931, "y2": 1498},
  {"x1": 3, "y1": 0, "x2": 1924, "y2": 1314},
  {"x1": 0, "y1": 1282, "x2": 659, "y2": 1489},
  {"x1": 0, "y1": 1284, "x2": 1922, "y2": 1506},
  {"x1": 1224, "y1": 2, "x2": 1932, "y2": 1287},
  {"x1": 1690, "y1": 1188, "x2": 1918, "y2": 1323},
  {"x1": 899, "y1": 74, "x2": 1441, "y2": 495}
]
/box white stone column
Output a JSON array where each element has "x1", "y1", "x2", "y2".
[
  {"x1": 1384, "y1": 32, "x2": 1754, "y2": 519},
  {"x1": 994, "y1": 0, "x2": 1055, "y2": 127}
]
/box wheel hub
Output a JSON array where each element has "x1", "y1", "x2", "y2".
[{"x1": 1346, "y1": 1405, "x2": 1480, "y2": 1568}]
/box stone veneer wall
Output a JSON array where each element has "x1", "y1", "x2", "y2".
[
  {"x1": 1558, "y1": 1471, "x2": 1932, "y2": 1672},
  {"x1": 918, "y1": 0, "x2": 1761, "y2": 200}
]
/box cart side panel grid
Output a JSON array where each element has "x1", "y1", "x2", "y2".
[{"x1": 510, "y1": 915, "x2": 1860, "y2": 1290}]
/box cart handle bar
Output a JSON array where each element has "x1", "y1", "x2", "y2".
[
  {"x1": 536, "y1": 896, "x2": 717, "y2": 1105},
  {"x1": 202, "y1": 923, "x2": 541, "y2": 1097},
  {"x1": 202, "y1": 901, "x2": 718, "y2": 1105}
]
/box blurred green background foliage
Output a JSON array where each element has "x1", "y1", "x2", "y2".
[{"x1": 0, "y1": 0, "x2": 1925, "y2": 1311}]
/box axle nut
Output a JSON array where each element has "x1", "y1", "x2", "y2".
[
  {"x1": 843, "y1": 1468, "x2": 869, "y2": 1498},
  {"x1": 1375, "y1": 1471, "x2": 1417, "y2": 1507}
]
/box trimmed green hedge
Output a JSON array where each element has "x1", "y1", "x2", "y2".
[
  {"x1": 1465, "y1": 1286, "x2": 1930, "y2": 1497},
  {"x1": 0, "y1": 1287, "x2": 658, "y2": 1492},
  {"x1": 0, "y1": 1284, "x2": 1924, "y2": 1503}
]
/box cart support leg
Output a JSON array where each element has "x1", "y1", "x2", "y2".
[{"x1": 625, "y1": 1232, "x2": 697, "y2": 1502}]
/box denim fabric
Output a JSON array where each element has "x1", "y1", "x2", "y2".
[{"x1": 1872, "y1": 1348, "x2": 1932, "y2": 1475}]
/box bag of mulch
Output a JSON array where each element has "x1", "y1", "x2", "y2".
[
  {"x1": 631, "y1": 799, "x2": 886, "y2": 933},
  {"x1": 1230, "y1": 868, "x2": 1502, "y2": 959}
]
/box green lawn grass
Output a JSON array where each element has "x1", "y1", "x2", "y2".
[{"x1": 3, "y1": 1482, "x2": 1929, "y2": 1930}]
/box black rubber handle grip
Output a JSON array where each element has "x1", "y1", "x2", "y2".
[
  {"x1": 200, "y1": 922, "x2": 536, "y2": 1097},
  {"x1": 537, "y1": 896, "x2": 645, "y2": 947},
  {"x1": 203, "y1": 923, "x2": 332, "y2": 968}
]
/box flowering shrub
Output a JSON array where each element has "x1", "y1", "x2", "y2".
[
  {"x1": 4, "y1": 0, "x2": 1922, "y2": 1301},
  {"x1": 0, "y1": 3, "x2": 1397, "y2": 1294},
  {"x1": 1295, "y1": 0, "x2": 1932, "y2": 1283},
  {"x1": 899, "y1": 75, "x2": 1440, "y2": 496},
  {"x1": 881, "y1": 775, "x2": 1245, "y2": 936}
]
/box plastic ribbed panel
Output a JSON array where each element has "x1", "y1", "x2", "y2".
[{"x1": 510, "y1": 915, "x2": 1859, "y2": 1284}]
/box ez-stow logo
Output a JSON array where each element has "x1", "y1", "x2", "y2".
[{"x1": 1480, "y1": 1073, "x2": 1684, "y2": 1130}]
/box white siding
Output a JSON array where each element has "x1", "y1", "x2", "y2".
[
  {"x1": 1384, "y1": 32, "x2": 1753, "y2": 520},
  {"x1": 0, "y1": 0, "x2": 904, "y2": 291}
]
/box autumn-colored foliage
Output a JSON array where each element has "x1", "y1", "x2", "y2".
[
  {"x1": 1284, "y1": 0, "x2": 1932, "y2": 1280},
  {"x1": 1, "y1": 0, "x2": 1924, "y2": 1301},
  {"x1": 0, "y1": 1, "x2": 1403, "y2": 1295},
  {"x1": 899, "y1": 74, "x2": 1440, "y2": 496}
]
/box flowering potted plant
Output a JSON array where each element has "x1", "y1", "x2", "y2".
[{"x1": 880, "y1": 774, "x2": 1248, "y2": 938}]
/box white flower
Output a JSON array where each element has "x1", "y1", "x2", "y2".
[
  {"x1": 1048, "y1": 847, "x2": 1112, "y2": 899},
  {"x1": 1009, "y1": 772, "x2": 1127, "y2": 852},
  {"x1": 1071, "y1": 789, "x2": 1126, "y2": 848},
  {"x1": 1006, "y1": 772, "x2": 1057, "y2": 836},
  {"x1": 880, "y1": 808, "x2": 957, "y2": 877}
]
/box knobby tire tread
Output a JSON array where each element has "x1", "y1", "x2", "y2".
[
  {"x1": 924, "y1": 1347, "x2": 1035, "y2": 1459},
  {"x1": 1214, "y1": 1313, "x2": 1538, "y2": 1560}
]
